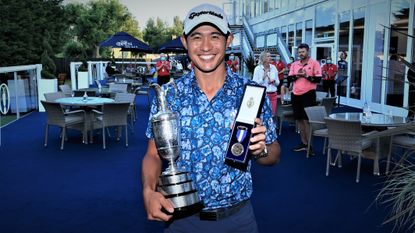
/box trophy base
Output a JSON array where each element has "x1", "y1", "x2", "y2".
[{"x1": 158, "y1": 171, "x2": 203, "y2": 218}]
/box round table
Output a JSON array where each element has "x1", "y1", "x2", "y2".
[
  {"x1": 55, "y1": 97, "x2": 114, "y2": 106},
  {"x1": 329, "y1": 112, "x2": 408, "y2": 127}
]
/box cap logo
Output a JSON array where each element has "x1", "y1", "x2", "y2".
[{"x1": 189, "y1": 10, "x2": 223, "y2": 20}]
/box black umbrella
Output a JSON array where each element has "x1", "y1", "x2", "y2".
[{"x1": 158, "y1": 37, "x2": 186, "y2": 53}]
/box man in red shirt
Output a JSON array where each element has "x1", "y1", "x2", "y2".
[
  {"x1": 156, "y1": 53, "x2": 171, "y2": 85},
  {"x1": 321, "y1": 57, "x2": 337, "y2": 97},
  {"x1": 271, "y1": 53, "x2": 286, "y2": 94},
  {"x1": 226, "y1": 53, "x2": 239, "y2": 73},
  {"x1": 288, "y1": 43, "x2": 322, "y2": 155}
]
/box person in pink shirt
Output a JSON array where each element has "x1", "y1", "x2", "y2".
[{"x1": 288, "y1": 43, "x2": 322, "y2": 155}]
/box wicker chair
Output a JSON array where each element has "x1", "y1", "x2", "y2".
[
  {"x1": 324, "y1": 117, "x2": 378, "y2": 183},
  {"x1": 115, "y1": 92, "x2": 137, "y2": 130},
  {"x1": 320, "y1": 97, "x2": 337, "y2": 115},
  {"x1": 41, "y1": 100, "x2": 87, "y2": 150},
  {"x1": 386, "y1": 122, "x2": 415, "y2": 174},
  {"x1": 44, "y1": 92, "x2": 65, "y2": 102},
  {"x1": 59, "y1": 84, "x2": 72, "y2": 97},
  {"x1": 92, "y1": 102, "x2": 130, "y2": 149},
  {"x1": 275, "y1": 97, "x2": 295, "y2": 135},
  {"x1": 73, "y1": 90, "x2": 96, "y2": 97},
  {"x1": 304, "y1": 106, "x2": 328, "y2": 158}
]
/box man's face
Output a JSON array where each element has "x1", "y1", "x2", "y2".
[
  {"x1": 298, "y1": 48, "x2": 309, "y2": 60},
  {"x1": 181, "y1": 25, "x2": 233, "y2": 73}
]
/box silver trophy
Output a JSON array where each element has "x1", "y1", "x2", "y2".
[{"x1": 150, "y1": 79, "x2": 202, "y2": 214}]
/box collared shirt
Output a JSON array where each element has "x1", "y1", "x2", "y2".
[
  {"x1": 288, "y1": 58, "x2": 322, "y2": 95},
  {"x1": 146, "y1": 67, "x2": 278, "y2": 210},
  {"x1": 252, "y1": 64, "x2": 280, "y2": 93},
  {"x1": 322, "y1": 63, "x2": 337, "y2": 80},
  {"x1": 271, "y1": 61, "x2": 286, "y2": 80}
]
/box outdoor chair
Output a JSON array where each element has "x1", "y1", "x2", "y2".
[
  {"x1": 41, "y1": 100, "x2": 87, "y2": 150},
  {"x1": 109, "y1": 83, "x2": 128, "y2": 93},
  {"x1": 320, "y1": 97, "x2": 337, "y2": 115},
  {"x1": 385, "y1": 122, "x2": 415, "y2": 174},
  {"x1": 324, "y1": 117, "x2": 378, "y2": 183},
  {"x1": 114, "y1": 92, "x2": 137, "y2": 131},
  {"x1": 59, "y1": 84, "x2": 72, "y2": 97},
  {"x1": 91, "y1": 102, "x2": 130, "y2": 149},
  {"x1": 275, "y1": 97, "x2": 295, "y2": 135},
  {"x1": 134, "y1": 85, "x2": 151, "y2": 109},
  {"x1": 73, "y1": 90, "x2": 96, "y2": 97},
  {"x1": 44, "y1": 92, "x2": 65, "y2": 102},
  {"x1": 304, "y1": 106, "x2": 328, "y2": 158}
]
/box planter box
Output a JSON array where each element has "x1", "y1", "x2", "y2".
[{"x1": 38, "y1": 78, "x2": 57, "y2": 112}]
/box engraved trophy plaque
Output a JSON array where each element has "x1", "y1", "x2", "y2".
[{"x1": 150, "y1": 79, "x2": 203, "y2": 215}]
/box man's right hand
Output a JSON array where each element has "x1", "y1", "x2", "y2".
[{"x1": 143, "y1": 189, "x2": 174, "y2": 221}]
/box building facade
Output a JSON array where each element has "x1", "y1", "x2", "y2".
[{"x1": 225, "y1": 0, "x2": 414, "y2": 116}]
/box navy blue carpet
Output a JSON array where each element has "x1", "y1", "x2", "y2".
[{"x1": 0, "y1": 97, "x2": 398, "y2": 233}]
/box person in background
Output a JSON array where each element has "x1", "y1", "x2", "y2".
[
  {"x1": 105, "y1": 62, "x2": 117, "y2": 78},
  {"x1": 288, "y1": 43, "x2": 322, "y2": 155},
  {"x1": 321, "y1": 56, "x2": 337, "y2": 97},
  {"x1": 271, "y1": 53, "x2": 286, "y2": 94},
  {"x1": 141, "y1": 3, "x2": 280, "y2": 233},
  {"x1": 156, "y1": 53, "x2": 171, "y2": 86},
  {"x1": 253, "y1": 50, "x2": 280, "y2": 116},
  {"x1": 284, "y1": 56, "x2": 295, "y2": 92},
  {"x1": 226, "y1": 53, "x2": 239, "y2": 73}
]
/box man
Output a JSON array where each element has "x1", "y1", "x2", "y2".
[
  {"x1": 288, "y1": 43, "x2": 322, "y2": 154},
  {"x1": 156, "y1": 53, "x2": 171, "y2": 86},
  {"x1": 226, "y1": 52, "x2": 239, "y2": 73},
  {"x1": 271, "y1": 53, "x2": 286, "y2": 94},
  {"x1": 321, "y1": 57, "x2": 337, "y2": 97},
  {"x1": 142, "y1": 3, "x2": 280, "y2": 233}
]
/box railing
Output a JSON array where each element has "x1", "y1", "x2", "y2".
[
  {"x1": 242, "y1": 16, "x2": 255, "y2": 49},
  {"x1": 0, "y1": 64, "x2": 42, "y2": 145}
]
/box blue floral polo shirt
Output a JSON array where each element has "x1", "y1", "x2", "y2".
[{"x1": 146, "y1": 67, "x2": 278, "y2": 210}]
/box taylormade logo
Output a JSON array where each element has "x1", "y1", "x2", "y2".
[{"x1": 189, "y1": 10, "x2": 223, "y2": 20}]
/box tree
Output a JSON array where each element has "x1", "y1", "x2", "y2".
[
  {"x1": 169, "y1": 16, "x2": 183, "y2": 38},
  {"x1": 143, "y1": 17, "x2": 170, "y2": 51},
  {"x1": 0, "y1": 0, "x2": 67, "y2": 66},
  {"x1": 65, "y1": 0, "x2": 143, "y2": 58}
]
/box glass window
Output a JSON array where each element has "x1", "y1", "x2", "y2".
[
  {"x1": 264, "y1": 0, "x2": 269, "y2": 13},
  {"x1": 296, "y1": 22, "x2": 303, "y2": 46},
  {"x1": 256, "y1": 35, "x2": 265, "y2": 48},
  {"x1": 350, "y1": 7, "x2": 365, "y2": 100},
  {"x1": 315, "y1": 1, "x2": 336, "y2": 39},
  {"x1": 386, "y1": 0, "x2": 410, "y2": 107},
  {"x1": 281, "y1": 0, "x2": 287, "y2": 9},
  {"x1": 288, "y1": 24, "x2": 295, "y2": 54},
  {"x1": 372, "y1": 8, "x2": 387, "y2": 104},
  {"x1": 304, "y1": 20, "x2": 313, "y2": 45},
  {"x1": 269, "y1": 0, "x2": 275, "y2": 11},
  {"x1": 267, "y1": 34, "x2": 277, "y2": 47},
  {"x1": 281, "y1": 26, "x2": 287, "y2": 45},
  {"x1": 337, "y1": 11, "x2": 350, "y2": 97}
]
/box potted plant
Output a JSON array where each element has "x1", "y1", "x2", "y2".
[
  {"x1": 38, "y1": 31, "x2": 58, "y2": 112},
  {"x1": 244, "y1": 52, "x2": 256, "y2": 79}
]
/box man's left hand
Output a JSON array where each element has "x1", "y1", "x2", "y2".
[{"x1": 249, "y1": 118, "x2": 267, "y2": 155}]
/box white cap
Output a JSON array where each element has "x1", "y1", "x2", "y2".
[{"x1": 183, "y1": 3, "x2": 230, "y2": 36}]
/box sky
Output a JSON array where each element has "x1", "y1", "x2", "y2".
[{"x1": 65, "y1": 0, "x2": 225, "y2": 27}]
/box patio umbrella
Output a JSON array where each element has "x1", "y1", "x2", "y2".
[
  {"x1": 100, "y1": 32, "x2": 153, "y2": 69},
  {"x1": 158, "y1": 37, "x2": 186, "y2": 53},
  {"x1": 100, "y1": 32, "x2": 152, "y2": 52}
]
